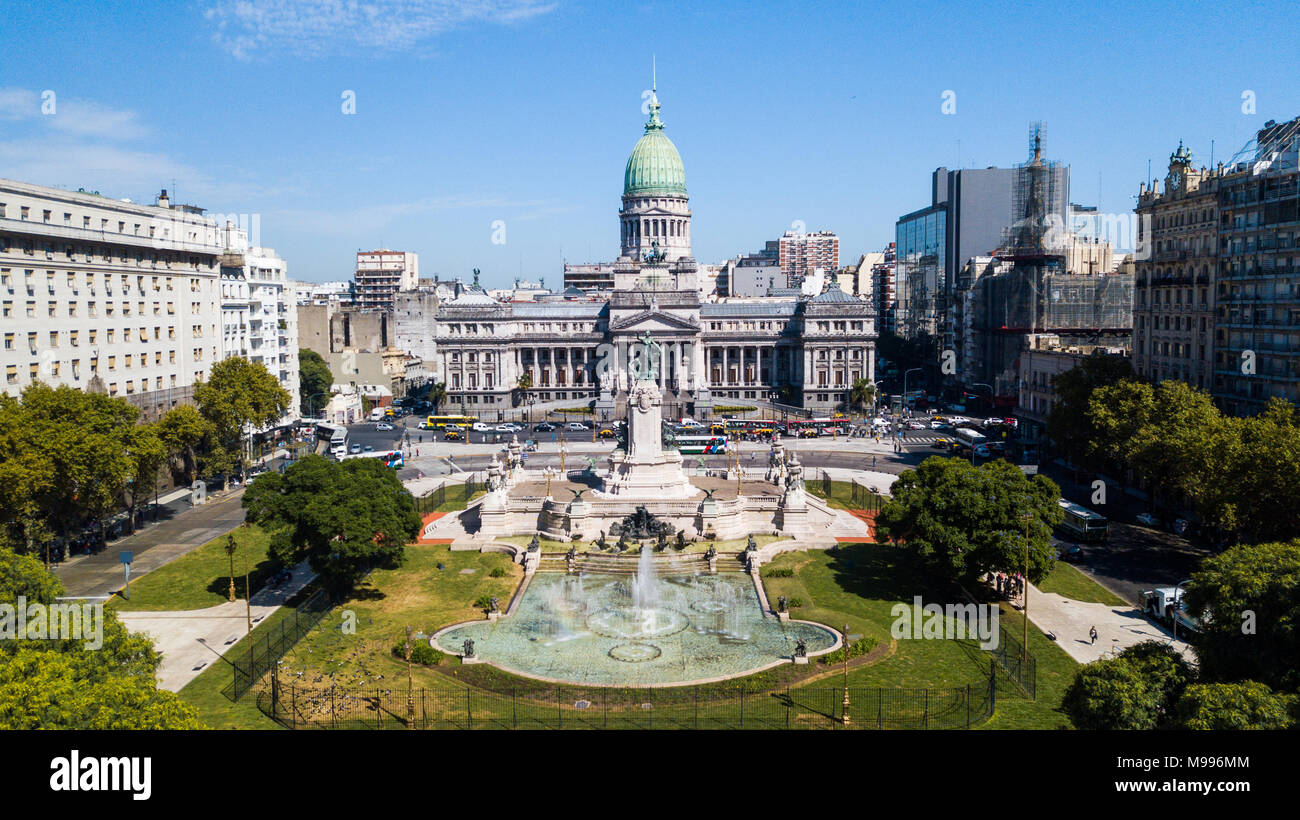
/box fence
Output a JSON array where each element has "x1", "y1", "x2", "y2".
[
  {"x1": 258, "y1": 665, "x2": 996, "y2": 730},
  {"x1": 813, "y1": 470, "x2": 886, "y2": 513},
  {"x1": 415, "y1": 474, "x2": 481, "y2": 514},
  {"x1": 988, "y1": 623, "x2": 1037, "y2": 699},
  {"x1": 223, "y1": 588, "x2": 331, "y2": 701}
]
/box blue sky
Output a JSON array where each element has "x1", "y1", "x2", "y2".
[{"x1": 1, "y1": 0, "x2": 1297, "y2": 285}]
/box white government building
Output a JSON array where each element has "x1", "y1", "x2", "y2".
[
  {"x1": 0, "y1": 179, "x2": 299, "y2": 422},
  {"x1": 434, "y1": 86, "x2": 876, "y2": 419}
]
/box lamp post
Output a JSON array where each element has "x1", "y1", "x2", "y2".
[
  {"x1": 1021, "y1": 511, "x2": 1032, "y2": 665},
  {"x1": 404, "y1": 626, "x2": 415, "y2": 728},
  {"x1": 243, "y1": 522, "x2": 252, "y2": 636},
  {"x1": 903, "y1": 367, "x2": 922, "y2": 414},
  {"x1": 841, "y1": 623, "x2": 851, "y2": 726},
  {"x1": 970, "y1": 382, "x2": 994, "y2": 415},
  {"x1": 224, "y1": 534, "x2": 237, "y2": 603}
]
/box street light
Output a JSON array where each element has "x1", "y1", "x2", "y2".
[
  {"x1": 841, "y1": 622, "x2": 851, "y2": 726},
  {"x1": 903, "y1": 367, "x2": 922, "y2": 414},
  {"x1": 224, "y1": 534, "x2": 237, "y2": 603},
  {"x1": 1021, "y1": 511, "x2": 1033, "y2": 665}
]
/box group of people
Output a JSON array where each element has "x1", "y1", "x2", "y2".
[{"x1": 994, "y1": 571, "x2": 1025, "y2": 599}]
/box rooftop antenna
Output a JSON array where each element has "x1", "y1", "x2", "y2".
[{"x1": 653, "y1": 54, "x2": 657, "y2": 92}]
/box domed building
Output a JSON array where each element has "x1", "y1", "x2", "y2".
[{"x1": 433, "y1": 82, "x2": 876, "y2": 420}]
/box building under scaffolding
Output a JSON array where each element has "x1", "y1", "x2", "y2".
[{"x1": 968, "y1": 125, "x2": 1133, "y2": 396}]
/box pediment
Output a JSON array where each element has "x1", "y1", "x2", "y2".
[{"x1": 609, "y1": 309, "x2": 700, "y2": 333}]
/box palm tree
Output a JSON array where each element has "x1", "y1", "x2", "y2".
[
  {"x1": 849, "y1": 378, "x2": 875, "y2": 413},
  {"x1": 428, "y1": 381, "x2": 447, "y2": 414}
]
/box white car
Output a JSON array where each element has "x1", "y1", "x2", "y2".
[
  {"x1": 565, "y1": 422, "x2": 589, "y2": 431},
  {"x1": 930, "y1": 419, "x2": 947, "y2": 429},
  {"x1": 471, "y1": 422, "x2": 491, "y2": 432},
  {"x1": 375, "y1": 422, "x2": 394, "y2": 431},
  {"x1": 495, "y1": 423, "x2": 519, "y2": 432},
  {"x1": 905, "y1": 420, "x2": 925, "y2": 430}
]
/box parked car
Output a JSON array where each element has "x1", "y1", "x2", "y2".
[
  {"x1": 349, "y1": 443, "x2": 362, "y2": 454},
  {"x1": 363, "y1": 445, "x2": 374, "y2": 452},
  {"x1": 534, "y1": 422, "x2": 556, "y2": 432},
  {"x1": 1136, "y1": 512, "x2": 1162, "y2": 527},
  {"x1": 566, "y1": 422, "x2": 589, "y2": 431}
]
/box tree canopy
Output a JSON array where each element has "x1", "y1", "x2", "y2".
[
  {"x1": 1183, "y1": 539, "x2": 1300, "y2": 692},
  {"x1": 1045, "y1": 352, "x2": 1133, "y2": 472},
  {"x1": 1061, "y1": 641, "x2": 1193, "y2": 730},
  {"x1": 875, "y1": 457, "x2": 1063, "y2": 584},
  {"x1": 242, "y1": 454, "x2": 422, "y2": 595},
  {"x1": 0, "y1": 546, "x2": 202, "y2": 729},
  {"x1": 298, "y1": 349, "x2": 333, "y2": 416},
  {"x1": 194, "y1": 357, "x2": 291, "y2": 471},
  {"x1": 1176, "y1": 681, "x2": 1297, "y2": 730}
]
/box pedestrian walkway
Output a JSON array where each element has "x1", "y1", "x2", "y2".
[
  {"x1": 118, "y1": 560, "x2": 315, "y2": 692},
  {"x1": 1021, "y1": 582, "x2": 1195, "y2": 665}
]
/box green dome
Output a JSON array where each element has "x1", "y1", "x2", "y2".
[{"x1": 623, "y1": 92, "x2": 687, "y2": 197}]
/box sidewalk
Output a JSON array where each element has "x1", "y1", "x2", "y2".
[
  {"x1": 118, "y1": 560, "x2": 316, "y2": 691},
  {"x1": 1021, "y1": 582, "x2": 1195, "y2": 665}
]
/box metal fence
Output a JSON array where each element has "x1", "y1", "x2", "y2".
[
  {"x1": 415, "y1": 475, "x2": 481, "y2": 514},
  {"x1": 988, "y1": 623, "x2": 1037, "y2": 699},
  {"x1": 258, "y1": 666, "x2": 996, "y2": 730},
  {"x1": 812, "y1": 471, "x2": 886, "y2": 512},
  {"x1": 223, "y1": 588, "x2": 331, "y2": 701}
]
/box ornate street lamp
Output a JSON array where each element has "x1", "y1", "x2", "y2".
[{"x1": 224, "y1": 534, "x2": 237, "y2": 603}]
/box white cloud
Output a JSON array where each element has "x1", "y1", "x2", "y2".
[
  {"x1": 204, "y1": 0, "x2": 558, "y2": 59},
  {"x1": 0, "y1": 87, "x2": 148, "y2": 140}
]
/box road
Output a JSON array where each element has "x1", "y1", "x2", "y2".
[{"x1": 50, "y1": 488, "x2": 248, "y2": 598}]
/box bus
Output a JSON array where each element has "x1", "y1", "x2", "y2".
[
  {"x1": 422, "y1": 414, "x2": 476, "y2": 430},
  {"x1": 724, "y1": 419, "x2": 780, "y2": 437},
  {"x1": 671, "y1": 434, "x2": 728, "y2": 454},
  {"x1": 783, "y1": 417, "x2": 846, "y2": 437},
  {"x1": 953, "y1": 427, "x2": 988, "y2": 451},
  {"x1": 1057, "y1": 499, "x2": 1109, "y2": 542}
]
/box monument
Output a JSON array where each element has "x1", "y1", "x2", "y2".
[{"x1": 597, "y1": 333, "x2": 699, "y2": 499}]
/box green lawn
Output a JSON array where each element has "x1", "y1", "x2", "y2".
[
  {"x1": 807, "y1": 479, "x2": 886, "y2": 511},
  {"x1": 176, "y1": 598, "x2": 306, "y2": 729},
  {"x1": 762, "y1": 543, "x2": 1078, "y2": 728},
  {"x1": 109, "y1": 525, "x2": 274, "y2": 612},
  {"x1": 1038, "y1": 561, "x2": 1127, "y2": 607}
]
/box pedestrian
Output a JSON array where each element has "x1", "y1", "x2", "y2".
[{"x1": 1089, "y1": 625, "x2": 1098, "y2": 645}]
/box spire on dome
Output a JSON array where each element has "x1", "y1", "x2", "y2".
[{"x1": 646, "y1": 58, "x2": 663, "y2": 131}]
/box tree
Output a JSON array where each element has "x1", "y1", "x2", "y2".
[
  {"x1": 194, "y1": 358, "x2": 291, "y2": 476},
  {"x1": 1061, "y1": 641, "x2": 1193, "y2": 729},
  {"x1": 1177, "y1": 682, "x2": 1297, "y2": 730},
  {"x1": 848, "y1": 378, "x2": 875, "y2": 413},
  {"x1": 875, "y1": 457, "x2": 1063, "y2": 584},
  {"x1": 1183, "y1": 539, "x2": 1300, "y2": 692},
  {"x1": 156, "y1": 404, "x2": 214, "y2": 485},
  {"x1": 1211, "y1": 400, "x2": 1300, "y2": 544},
  {"x1": 1045, "y1": 353, "x2": 1133, "y2": 474},
  {"x1": 123, "y1": 423, "x2": 166, "y2": 533},
  {"x1": 427, "y1": 381, "x2": 447, "y2": 414},
  {"x1": 298, "y1": 349, "x2": 333, "y2": 416},
  {"x1": 0, "y1": 547, "x2": 202, "y2": 729},
  {"x1": 242, "y1": 455, "x2": 422, "y2": 595}
]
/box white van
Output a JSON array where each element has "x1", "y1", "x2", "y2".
[{"x1": 369, "y1": 407, "x2": 385, "y2": 422}]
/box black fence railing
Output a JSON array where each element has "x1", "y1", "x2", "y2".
[
  {"x1": 811, "y1": 471, "x2": 886, "y2": 513},
  {"x1": 223, "y1": 588, "x2": 331, "y2": 701},
  {"x1": 415, "y1": 475, "x2": 481, "y2": 514},
  {"x1": 988, "y1": 623, "x2": 1037, "y2": 700},
  {"x1": 258, "y1": 665, "x2": 996, "y2": 730}
]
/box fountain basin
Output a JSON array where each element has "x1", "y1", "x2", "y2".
[{"x1": 433, "y1": 572, "x2": 838, "y2": 686}]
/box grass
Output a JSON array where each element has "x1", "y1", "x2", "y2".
[
  {"x1": 175, "y1": 595, "x2": 308, "y2": 729},
  {"x1": 762, "y1": 543, "x2": 1078, "y2": 728},
  {"x1": 109, "y1": 525, "x2": 274, "y2": 612},
  {"x1": 1038, "y1": 561, "x2": 1127, "y2": 607},
  {"x1": 425, "y1": 488, "x2": 485, "y2": 513},
  {"x1": 277, "y1": 545, "x2": 522, "y2": 692},
  {"x1": 807, "y1": 480, "x2": 887, "y2": 512}
]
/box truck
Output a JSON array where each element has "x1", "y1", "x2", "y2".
[{"x1": 1140, "y1": 584, "x2": 1200, "y2": 636}]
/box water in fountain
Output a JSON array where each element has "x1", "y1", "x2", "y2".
[{"x1": 630, "y1": 543, "x2": 659, "y2": 612}]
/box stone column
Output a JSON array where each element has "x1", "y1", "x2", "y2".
[{"x1": 722, "y1": 347, "x2": 729, "y2": 387}]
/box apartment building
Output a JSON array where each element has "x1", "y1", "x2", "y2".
[
  {"x1": 0, "y1": 181, "x2": 223, "y2": 420},
  {"x1": 1133, "y1": 142, "x2": 1219, "y2": 391},
  {"x1": 354, "y1": 249, "x2": 418, "y2": 311},
  {"x1": 777, "y1": 230, "x2": 839, "y2": 283},
  {"x1": 219, "y1": 234, "x2": 300, "y2": 419}
]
